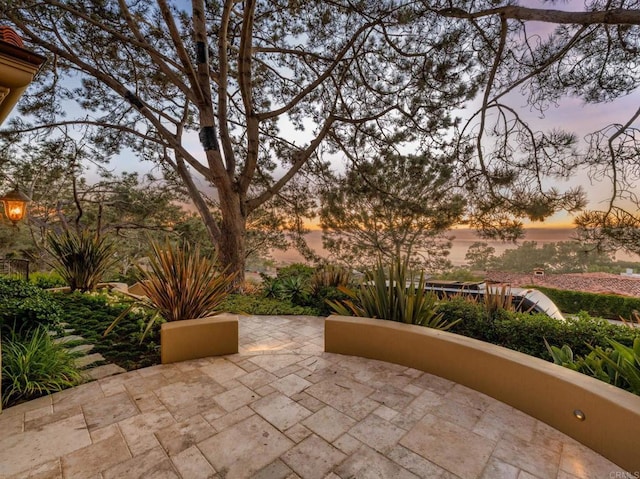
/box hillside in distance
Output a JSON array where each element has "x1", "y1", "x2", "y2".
[{"x1": 270, "y1": 228, "x2": 640, "y2": 267}]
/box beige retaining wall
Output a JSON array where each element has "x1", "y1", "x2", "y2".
[
  {"x1": 161, "y1": 314, "x2": 238, "y2": 364},
  {"x1": 325, "y1": 315, "x2": 640, "y2": 473}
]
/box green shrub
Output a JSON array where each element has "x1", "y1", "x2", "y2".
[
  {"x1": 274, "y1": 264, "x2": 315, "y2": 281},
  {"x1": 260, "y1": 263, "x2": 315, "y2": 306},
  {"x1": 329, "y1": 258, "x2": 458, "y2": 330},
  {"x1": 442, "y1": 298, "x2": 640, "y2": 360},
  {"x1": 528, "y1": 285, "x2": 640, "y2": 320},
  {"x1": 0, "y1": 278, "x2": 63, "y2": 334},
  {"x1": 546, "y1": 339, "x2": 640, "y2": 395},
  {"x1": 1, "y1": 326, "x2": 83, "y2": 407},
  {"x1": 46, "y1": 230, "x2": 118, "y2": 292},
  {"x1": 439, "y1": 297, "x2": 492, "y2": 339},
  {"x1": 29, "y1": 271, "x2": 67, "y2": 289},
  {"x1": 220, "y1": 294, "x2": 320, "y2": 316}
]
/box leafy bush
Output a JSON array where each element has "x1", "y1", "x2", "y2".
[
  {"x1": 546, "y1": 339, "x2": 640, "y2": 395},
  {"x1": 46, "y1": 230, "x2": 118, "y2": 292},
  {"x1": 0, "y1": 278, "x2": 63, "y2": 334},
  {"x1": 274, "y1": 264, "x2": 315, "y2": 281},
  {"x1": 329, "y1": 259, "x2": 458, "y2": 330},
  {"x1": 220, "y1": 294, "x2": 320, "y2": 316},
  {"x1": 29, "y1": 271, "x2": 67, "y2": 289},
  {"x1": 528, "y1": 285, "x2": 640, "y2": 320},
  {"x1": 1, "y1": 326, "x2": 83, "y2": 407},
  {"x1": 442, "y1": 298, "x2": 640, "y2": 360}
]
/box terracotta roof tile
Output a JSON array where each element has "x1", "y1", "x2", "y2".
[
  {"x1": 486, "y1": 271, "x2": 640, "y2": 297},
  {"x1": 0, "y1": 26, "x2": 24, "y2": 48}
]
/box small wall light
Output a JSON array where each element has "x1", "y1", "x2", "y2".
[
  {"x1": 1, "y1": 188, "x2": 30, "y2": 225},
  {"x1": 573, "y1": 409, "x2": 586, "y2": 421}
]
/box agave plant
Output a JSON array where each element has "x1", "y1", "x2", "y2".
[
  {"x1": 328, "y1": 258, "x2": 459, "y2": 330},
  {"x1": 105, "y1": 239, "x2": 235, "y2": 339},
  {"x1": 46, "y1": 230, "x2": 117, "y2": 292}
]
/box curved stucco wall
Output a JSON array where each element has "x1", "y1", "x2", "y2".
[{"x1": 325, "y1": 315, "x2": 640, "y2": 473}]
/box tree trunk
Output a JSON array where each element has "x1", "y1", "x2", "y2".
[{"x1": 218, "y1": 192, "x2": 246, "y2": 285}]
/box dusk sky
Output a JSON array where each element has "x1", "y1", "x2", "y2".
[{"x1": 6, "y1": 1, "x2": 639, "y2": 231}]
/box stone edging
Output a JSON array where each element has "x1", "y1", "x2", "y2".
[{"x1": 324, "y1": 315, "x2": 640, "y2": 473}]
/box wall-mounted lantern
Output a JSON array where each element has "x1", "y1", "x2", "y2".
[{"x1": 1, "y1": 187, "x2": 30, "y2": 225}]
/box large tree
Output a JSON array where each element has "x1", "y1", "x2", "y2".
[
  {"x1": 1, "y1": 1, "x2": 473, "y2": 281},
  {"x1": 2, "y1": 1, "x2": 640, "y2": 279},
  {"x1": 320, "y1": 151, "x2": 465, "y2": 270}
]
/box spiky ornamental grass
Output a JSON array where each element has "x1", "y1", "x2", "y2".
[
  {"x1": 328, "y1": 258, "x2": 459, "y2": 330},
  {"x1": 46, "y1": 230, "x2": 117, "y2": 292},
  {"x1": 140, "y1": 240, "x2": 235, "y2": 322},
  {"x1": 105, "y1": 240, "x2": 235, "y2": 340}
]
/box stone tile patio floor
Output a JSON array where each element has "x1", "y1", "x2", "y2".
[{"x1": 0, "y1": 315, "x2": 632, "y2": 479}]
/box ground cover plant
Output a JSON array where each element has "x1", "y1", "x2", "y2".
[
  {"x1": 54, "y1": 291, "x2": 160, "y2": 370},
  {"x1": 29, "y1": 271, "x2": 67, "y2": 289}
]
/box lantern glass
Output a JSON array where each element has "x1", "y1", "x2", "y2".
[
  {"x1": 1, "y1": 189, "x2": 30, "y2": 225},
  {"x1": 5, "y1": 199, "x2": 26, "y2": 222}
]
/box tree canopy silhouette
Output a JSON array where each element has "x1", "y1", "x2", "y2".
[{"x1": 2, "y1": 0, "x2": 640, "y2": 277}]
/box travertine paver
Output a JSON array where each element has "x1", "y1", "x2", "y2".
[{"x1": 0, "y1": 315, "x2": 634, "y2": 479}]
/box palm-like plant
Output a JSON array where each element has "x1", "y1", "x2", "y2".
[
  {"x1": 105, "y1": 239, "x2": 235, "y2": 339},
  {"x1": 46, "y1": 230, "x2": 117, "y2": 292},
  {"x1": 328, "y1": 258, "x2": 459, "y2": 330}
]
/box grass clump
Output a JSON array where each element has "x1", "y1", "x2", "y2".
[
  {"x1": 46, "y1": 230, "x2": 117, "y2": 292},
  {"x1": 1, "y1": 327, "x2": 83, "y2": 407}
]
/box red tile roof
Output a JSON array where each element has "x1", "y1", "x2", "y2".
[
  {"x1": 486, "y1": 271, "x2": 640, "y2": 297},
  {"x1": 0, "y1": 26, "x2": 24, "y2": 48}
]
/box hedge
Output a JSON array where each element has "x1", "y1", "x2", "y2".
[
  {"x1": 440, "y1": 297, "x2": 640, "y2": 360},
  {"x1": 526, "y1": 285, "x2": 640, "y2": 320}
]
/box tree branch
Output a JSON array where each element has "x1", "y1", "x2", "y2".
[{"x1": 438, "y1": 6, "x2": 640, "y2": 26}]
